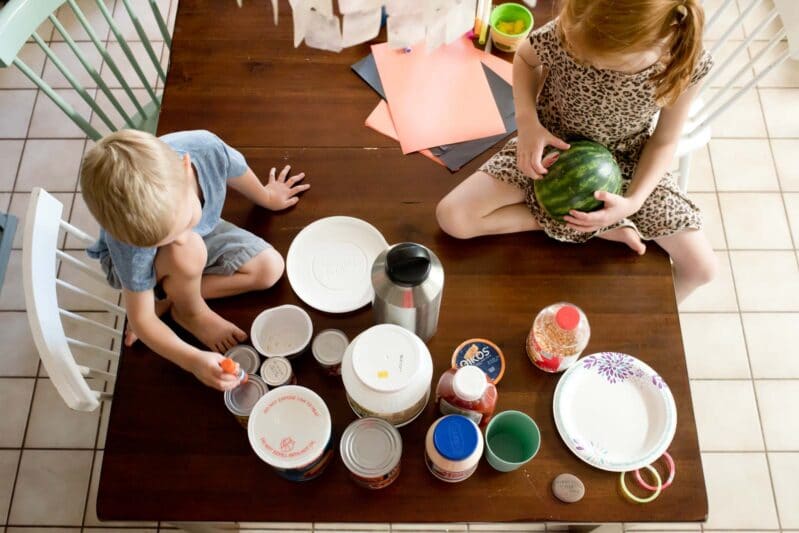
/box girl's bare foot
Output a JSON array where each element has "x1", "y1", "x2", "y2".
[
  {"x1": 170, "y1": 303, "x2": 248, "y2": 353},
  {"x1": 124, "y1": 299, "x2": 173, "y2": 346},
  {"x1": 598, "y1": 226, "x2": 646, "y2": 255}
]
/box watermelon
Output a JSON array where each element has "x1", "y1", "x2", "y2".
[{"x1": 533, "y1": 140, "x2": 623, "y2": 223}]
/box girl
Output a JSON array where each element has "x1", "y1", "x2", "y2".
[{"x1": 436, "y1": 0, "x2": 716, "y2": 302}]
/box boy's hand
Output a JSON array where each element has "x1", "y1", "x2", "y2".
[
  {"x1": 264, "y1": 165, "x2": 309, "y2": 210},
  {"x1": 188, "y1": 351, "x2": 242, "y2": 391},
  {"x1": 516, "y1": 121, "x2": 570, "y2": 179}
]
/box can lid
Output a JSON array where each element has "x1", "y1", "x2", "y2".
[
  {"x1": 260, "y1": 356, "x2": 293, "y2": 387},
  {"x1": 433, "y1": 415, "x2": 479, "y2": 461},
  {"x1": 340, "y1": 417, "x2": 402, "y2": 478},
  {"x1": 452, "y1": 365, "x2": 487, "y2": 402},
  {"x1": 555, "y1": 305, "x2": 581, "y2": 331},
  {"x1": 451, "y1": 338, "x2": 506, "y2": 385},
  {"x1": 225, "y1": 345, "x2": 261, "y2": 375},
  {"x1": 353, "y1": 324, "x2": 420, "y2": 392},
  {"x1": 224, "y1": 374, "x2": 268, "y2": 416},
  {"x1": 312, "y1": 329, "x2": 349, "y2": 366}
]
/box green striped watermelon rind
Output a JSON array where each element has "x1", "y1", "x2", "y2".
[{"x1": 533, "y1": 140, "x2": 623, "y2": 224}]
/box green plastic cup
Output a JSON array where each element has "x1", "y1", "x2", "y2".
[
  {"x1": 490, "y1": 3, "x2": 534, "y2": 53},
  {"x1": 484, "y1": 410, "x2": 541, "y2": 472}
]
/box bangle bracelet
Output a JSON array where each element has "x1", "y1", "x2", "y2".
[
  {"x1": 634, "y1": 452, "x2": 675, "y2": 491},
  {"x1": 620, "y1": 465, "x2": 662, "y2": 504}
]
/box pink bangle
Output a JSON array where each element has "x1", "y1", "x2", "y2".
[{"x1": 634, "y1": 452, "x2": 675, "y2": 491}]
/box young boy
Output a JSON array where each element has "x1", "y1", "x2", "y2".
[{"x1": 81, "y1": 129, "x2": 309, "y2": 391}]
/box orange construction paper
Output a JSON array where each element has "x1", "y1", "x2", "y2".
[
  {"x1": 365, "y1": 100, "x2": 445, "y2": 166},
  {"x1": 371, "y1": 37, "x2": 506, "y2": 154}
]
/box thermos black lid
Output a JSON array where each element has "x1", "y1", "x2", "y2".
[{"x1": 386, "y1": 243, "x2": 431, "y2": 286}]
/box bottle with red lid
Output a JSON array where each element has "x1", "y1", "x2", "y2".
[
  {"x1": 526, "y1": 302, "x2": 590, "y2": 373},
  {"x1": 435, "y1": 365, "x2": 498, "y2": 427}
]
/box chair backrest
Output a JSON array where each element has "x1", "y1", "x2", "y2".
[
  {"x1": 0, "y1": 0, "x2": 171, "y2": 140},
  {"x1": 23, "y1": 188, "x2": 124, "y2": 412}
]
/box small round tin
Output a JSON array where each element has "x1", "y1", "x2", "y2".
[
  {"x1": 312, "y1": 329, "x2": 348, "y2": 375},
  {"x1": 224, "y1": 374, "x2": 268, "y2": 429},
  {"x1": 340, "y1": 417, "x2": 402, "y2": 489},
  {"x1": 225, "y1": 345, "x2": 261, "y2": 375},
  {"x1": 260, "y1": 356, "x2": 296, "y2": 387},
  {"x1": 451, "y1": 338, "x2": 506, "y2": 385}
]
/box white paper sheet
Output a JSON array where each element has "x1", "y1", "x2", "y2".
[
  {"x1": 387, "y1": 13, "x2": 426, "y2": 49},
  {"x1": 425, "y1": 15, "x2": 447, "y2": 51},
  {"x1": 304, "y1": 9, "x2": 343, "y2": 52},
  {"x1": 338, "y1": 0, "x2": 384, "y2": 14},
  {"x1": 289, "y1": 0, "x2": 310, "y2": 47},
  {"x1": 270, "y1": 0, "x2": 279, "y2": 25},
  {"x1": 384, "y1": 0, "x2": 424, "y2": 17},
  {"x1": 444, "y1": 0, "x2": 477, "y2": 45},
  {"x1": 341, "y1": 8, "x2": 382, "y2": 47}
]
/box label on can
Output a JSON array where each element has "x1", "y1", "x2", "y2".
[
  {"x1": 439, "y1": 398, "x2": 483, "y2": 425},
  {"x1": 452, "y1": 339, "x2": 505, "y2": 385},
  {"x1": 350, "y1": 462, "x2": 401, "y2": 490},
  {"x1": 346, "y1": 391, "x2": 428, "y2": 427}
]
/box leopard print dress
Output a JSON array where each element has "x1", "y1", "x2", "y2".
[{"x1": 480, "y1": 19, "x2": 713, "y2": 243}]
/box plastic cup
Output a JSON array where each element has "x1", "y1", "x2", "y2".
[
  {"x1": 489, "y1": 3, "x2": 534, "y2": 53},
  {"x1": 484, "y1": 410, "x2": 541, "y2": 472}
]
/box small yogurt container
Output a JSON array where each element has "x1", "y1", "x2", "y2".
[
  {"x1": 340, "y1": 417, "x2": 402, "y2": 489},
  {"x1": 451, "y1": 338, "x2": 506, "y2": 385},
  {"x1": 260, "y1": 356, "x2": 297, "y2": 387},
  {"x1": 251, "y1": 305, "x2": 313, "y2": 359},
  {"x1": 424, "y1": 415, "x2": 484, "y2": 483},
  {"x1": 224, "y1": 374, "x2": 269, "y2": 429},
  {"x1": 312, "y1": 329, "x2": 348, "y2": 375},
  {"x1": 342, "y1": 324, "x2": 433, "y2": 427},
  {"x1": 225, "y1": 345, "x2": 261, "y2": 375},
  {"x1": 248, "y1": 386, "x2": 334, "y2": 481}
]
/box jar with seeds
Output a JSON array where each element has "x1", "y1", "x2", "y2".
[{"x1": 526, "y1": 303, "x2": 590, "y2": 373}]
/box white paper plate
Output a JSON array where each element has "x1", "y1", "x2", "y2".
[
  {"x1": 286, "y1": 216, "x2": 388, "y2": 313},
  {"x1": 553, "y1": 352, "x2": 677, "y2": 472}
]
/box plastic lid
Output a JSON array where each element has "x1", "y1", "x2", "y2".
[
  {"x1": 352, "y1": 324, "x2": 420, "y2": 393},
  {"x1": 452, "y1": 365, "x2": 487, "y2": 402},
  {"x1": 433, "y1": 415, "x2": 479, "y2": 461},
  {"x1": 556, "y1": 305, "x2": 581, "y2": 331},
  {"x1": 386, "y1": 243, "x2": 431, "y2": 286},
  {"x1": 340, "y1": 417, "x2": 402, "y2": 477},
  {"x1": 312, "y1": 329, "x2": 349, "y2": 365}
]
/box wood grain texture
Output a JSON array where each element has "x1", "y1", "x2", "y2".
[{"x1": 98, "y1": 0, "x2": 707, "y2": 524}]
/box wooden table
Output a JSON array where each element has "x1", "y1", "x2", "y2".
[{"x1": 97, "y1": 0, "x2": 707, "y2": 526}]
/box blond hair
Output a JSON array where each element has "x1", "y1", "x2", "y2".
[
  {"x1": 81, "y1": 130, "x2": 186, "y2": 247},
  {"x1": 558, "y1": 0, "x2": 705, "y2": 105}
]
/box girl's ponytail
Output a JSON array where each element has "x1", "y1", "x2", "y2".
[{"x1": 652, "y1": 0, "x2": 705, "y2": 106}]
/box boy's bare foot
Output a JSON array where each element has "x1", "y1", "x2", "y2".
[
  {"x1": 124, "y1": 299, "x2": 172, "y2": 346},
  {"x1": 598, "y1": 226, "x2": 646, "y2": 255},
  {"x1": 171, "y1": 304, "x2": 248, "y2": 353}
]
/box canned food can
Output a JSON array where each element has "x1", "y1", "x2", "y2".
[
  {"x1": 340, "y1": 417, "x2": 402, "y2": 489},
  {"x1": 223, "y1": 374, "x2": 268, "y2": 428},
  {"x1": 260, "y1": 356, "x2": 296, "y2": 387},
  {"x1": 312, "y1": 329, "x2": 348, "y2": 375},
  {"x1": 225, "y1": 345, "x2": 262, "y2": 375}
]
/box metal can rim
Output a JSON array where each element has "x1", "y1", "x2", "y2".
[
  {"x1": 224, "y1": 374, "x2": 268, "y2": 416},
  {"x1": 340, "y1": 417, "x2": 402, "y2": 478},
  {"x1": 260, "y1": 356, "x2": 293, "y2": 386},
  {"x1": 312, "y1": 329, "x2": 349, "y2": 366},
  {"x1": 225, "y1": 345, "x2": 262, "y2": 375}
]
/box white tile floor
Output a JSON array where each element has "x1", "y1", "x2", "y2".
[{"x1": 0, "y1": 1, "x2": 798, "y2": 532}]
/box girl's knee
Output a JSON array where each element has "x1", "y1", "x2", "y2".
[
  {"x1": 696, "y1": 254, "x2": 718, "y2": 285},
  {"x1": 436, "y1": 196, "x2": 475, "y2": 240}
]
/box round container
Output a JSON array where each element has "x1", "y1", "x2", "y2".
[
  {"x1": 489, "y1": 3, "x2": 534, "y2": 52},
  {"x1": 424, "y1": 415, "x2": 484, "y2": 483},
  {"x1": 340, "y1": 417, "x2": 402, "y2": 489},
  {"x1": 451, "y1": 338, "x2": 506, "y2": 385},
  {"x1": 251, "y1": 305, "x2": 313, "y2": 359},
  {"x1": 224, "y1": 374, "x2": 269, "y2": 429},
  {"x1": 312, "y1": 329, "x2": 348, "y2": 376},
  {"x1": 526, "y1": 302, "x2": 590, "y2": 373},
  {"x1": 247, "y1": 385, "x2": 333, "y2": 481},
  {"x1": 484, "y1": 410, "x2": 541, "y2": 472},
  {"x1": 225, "y1": 345, "x2": 261, "y2": 375},
  {"x1": 260, "y1": 356, "x2": 296, "y2": 387},
  {"x1": 342, "y1": 324, "x2": 434, "y2": 427}
]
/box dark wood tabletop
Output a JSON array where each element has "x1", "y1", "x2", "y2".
[{"x1": 97, "y1": 0, "x2": 707, "y2": 525}]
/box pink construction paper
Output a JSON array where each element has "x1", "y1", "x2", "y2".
[
  {"x1": 371, "y1": 37, "x2": 506, "y2": 154},
  {"x1": 365, "y1": 100, "x2": 445, "y2": 166}
]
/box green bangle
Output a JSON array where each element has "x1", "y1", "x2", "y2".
[{"x1": 620, "y1": 465, "x2": 662, "y2": 504}]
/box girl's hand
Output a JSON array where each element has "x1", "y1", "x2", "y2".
[
  {"x1": 516, "y1": 121, "x2": 570, "y2": 178},
  {"x1": 264, "y1": 165, "x2": 309, "y2": 210},
  {"x1": 563, "y1": 191, "x2": 640, "y2": 233},
  {"x1": 188, "y1": 351, "x2": 242, "y2": 391}
]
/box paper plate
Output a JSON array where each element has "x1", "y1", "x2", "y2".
[
  {"x1": 553, "y1": 352, "x2": 677, "y2": 472},
  {"x1": 286, "y1": 217, "x2": 388, "y2": 313}
]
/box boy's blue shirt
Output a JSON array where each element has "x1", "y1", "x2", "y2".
[{"x1": 86, "y1": 130, "x2": 248, "y2": 292}]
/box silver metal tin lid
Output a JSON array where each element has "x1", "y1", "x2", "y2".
[
  {"x1": 340, "y1": 417, "x2": 402, "y2": 478},
  {"x1": 225, "y1": 345, "x2": 261, "y2": 375},
  {"x1": 260, "y1": 356, "x2": 293, "y2": 387},
  {"x1": 224, "y1": 374, "x2": 268, "y2": 416},
  {"x1": 312, "y1": 329, "x2": 349, "y2": 366}
]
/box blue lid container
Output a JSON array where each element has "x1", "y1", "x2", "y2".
[{"x1": 433, "y1": 415, "x2": 479, "y2": 461}]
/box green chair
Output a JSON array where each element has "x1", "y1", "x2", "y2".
[{"x1": 0, "y1": 0, "x2": 172, "y2": 140}]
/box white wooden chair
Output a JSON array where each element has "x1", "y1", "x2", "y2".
[
  {"x1": 676, "y1": 0, "x2": 799, "y2": 190},
  {"x1": 23, "y1": 188, "x2": 123, "y2": 412}
]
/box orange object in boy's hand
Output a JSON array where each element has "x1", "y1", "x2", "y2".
[{"x1": 220, "y1": 357, "x2": 238, "y2": 374}]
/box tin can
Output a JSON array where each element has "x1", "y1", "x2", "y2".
[
  {"x1": 223, "y1": 374, "x2": 268, "y2": 429},
  {"x1": 424, "y1": 415, "x2": 484, "y2": 483},
  {"x1": 260, "y1": 356, "x2": 297, "y2": 387},
  {"x1": 340, "y1": 417, "x2": 402, "y2": 489},
  {"x1": 225, "y1": 345, "x2": 262, "y2": 375},
  {"x1": 247, "y1": 385, "x2": 334, "y2": 481},
  {"x1": 312, "y1": 329, "x2": 348, "y2": 375}
]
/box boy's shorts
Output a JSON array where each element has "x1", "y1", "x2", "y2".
[{"x1": 100, "y1": 220, "x2": 271, "y2": 291}]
